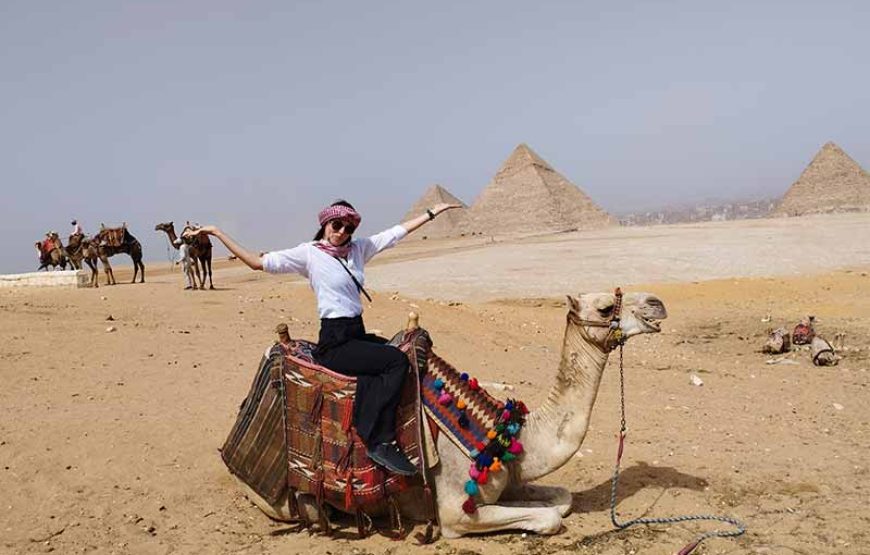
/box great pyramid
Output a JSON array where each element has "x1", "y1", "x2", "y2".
[
  {"x1": 402, "y1": 184, "x2": 469, "y2": 239},
  {"x1": 467, "y1": 143, "x2": 616, "y2": 235},
  {"x1": 773, "y1": 142, "x2": 870, "y2": 216}
]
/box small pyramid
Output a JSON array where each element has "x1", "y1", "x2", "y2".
[
  {"x1": 402, "y1": 184, "x2": 469, "y2": 239},
  {"x1": 773, "y1": 142, "x2": 870, "y2": 216},
  {"x1": 468, "y1": 144, "x2": 616, "y2": 235}
]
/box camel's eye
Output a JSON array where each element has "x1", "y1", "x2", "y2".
[{"x1": 593, "y1": 297, "x2": 614, "y2": 313}]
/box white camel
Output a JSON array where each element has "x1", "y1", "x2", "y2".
[{"x1": 238, "y1": 290, "x2": 667, "y2": 538}]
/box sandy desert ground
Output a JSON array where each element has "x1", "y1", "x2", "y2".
[{"x1": 1, "y1": 214, "x2": 869, "y2": 555}]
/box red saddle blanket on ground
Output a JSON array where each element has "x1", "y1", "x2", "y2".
[{"x1": 221, "y1": 328, "x2": 432, "y2": 515}]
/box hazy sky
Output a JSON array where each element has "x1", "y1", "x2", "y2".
[{"x1": 2, "y1": 1, "x2": 868, "y2": 273}]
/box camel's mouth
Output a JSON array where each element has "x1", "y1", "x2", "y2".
[{"x1": 635, "y1": 312, "x2": 663, "y2": 332}]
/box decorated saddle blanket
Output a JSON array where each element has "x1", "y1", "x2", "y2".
[
  {"x1": 100, "y1": 227, "x2": 127, "y2": 248},
  {"x1": 222, "y1": 328, "x2": 432, "y2": 512},
  {"x1": 221, "y1": 325, "x2": 526, "y2": 517}
]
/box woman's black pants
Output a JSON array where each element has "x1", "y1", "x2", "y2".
[{"x1": 315, "y1": 316, "x2": 409, "y2": 447}]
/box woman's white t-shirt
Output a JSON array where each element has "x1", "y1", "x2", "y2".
[{"x1": 261, "y1": 225, "x2": 407, "y2": 319}]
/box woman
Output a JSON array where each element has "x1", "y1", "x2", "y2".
[{"x1": 193, "y1": 200, "x2": 460, "y2": 476}]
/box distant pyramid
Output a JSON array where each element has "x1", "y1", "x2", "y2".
[
  {"x1": 773, "y1": 142, "x2": 870, "y2": 216},
  {"x1": 468, "y1": 143, "x2": 616, "y2": 235},
  {"x1": 402, "y1": 184, "x2": 469, "y2": 239}
]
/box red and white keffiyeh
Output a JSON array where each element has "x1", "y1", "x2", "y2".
[{"x1": 317, "y1": 205, "x2": 361, "y2": 228}]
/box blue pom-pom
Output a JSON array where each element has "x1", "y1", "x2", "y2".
[
  {"x1": 478, "y1": 453, "x2": 493, "y2": 467},
  {"x1": 507, "y1": 423, "x2": 520, "y2": 435},
  {"x1": 469, "y1": 448, "x2": 479, "y2": 459},
  {"x1": 505, "y1": 401, "x2": 514, "y2": 411},
  {"x1": 464, "y1": 480, "x2": 479, "y2": 496},
  {"x1": 433, "y1": 378, "x2": 444, "y2": 389},
  {"x1": 460, "y1": 372, "x2": 469, "y2": 381}
]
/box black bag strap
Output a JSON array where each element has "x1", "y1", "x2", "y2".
[{"x1": 334, "y1": 257, "x2": 373, "y2": 303}]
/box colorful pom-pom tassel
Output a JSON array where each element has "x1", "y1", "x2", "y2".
[
  {"x1": 460, "y1": 372, "x2": 469, "y2": 381},
  {"x1": 459, "y1": 413, "x2": 470, "y2": 429},
  {"x1": 508, "y1": 438, "x2": 524, "y2": 455},
  {"x1": 501, "y1": 409, "x2": 511, "y2": 421},
  {"x1": 486, "y1": 429, "x2": 497, "y2": 440},
  {"x1": 438, "y1": 392, "x2": 453, "y2": 405},
  {"x1": 477, "y1": 467, "x2": 489, "y2": 484},
  {"x1": 456, "y1": 399, "x2": 467, "y2": 410},
  {"x1": 478, "y1": 453, "x2": 493, "y2": 468},
  {"x1": 507, "y1": 423, "x2": 520, "y2": 436},
  {"x1": 489, "y1": 458, "x2": 502, "y2": 472},
  {"x1": 462, "y1": 496, "x2": 477, "y2": 514},
  {"x1": 502, "y1": 452, "x2": 516, "y2": 462},
  {"x1": 464, "y1": 480, "x2": 479, "y2": 496},
  {"x1": 475, "y1": 441, "x2": 486, "y2": 451},
  {"x1": 433, "y1": 378, "x2": 444, "y2": 389},
  {"x1": 469, "y1": 378, "x2": 479, "y2": 390},
  {"x1": 469, "y1": 465, "x2": 481, "y2": 480},
  {"x1": 505, "y1": 401, "x2": 514, "y2": 411},
  {"x1": 518, "y1": 401, "x2": 529, "y2": 414},
  {"x1": 469, "y1": 448, "x2": 479, "y2": 458},
  {"x1": 498, "y1": 435, "x2": 511, "y2": 447}
]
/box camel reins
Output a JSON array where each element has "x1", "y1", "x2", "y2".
[{"x1": 601, "y1": 298, "x2": 746, "y2": 554}]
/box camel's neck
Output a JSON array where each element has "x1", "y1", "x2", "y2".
[
  {"x1": 161, "y1": 227, "x2": 179, "y2": 249},
  {"x1": 517, "y1": 321, "x2": 609, "y2": 482}
]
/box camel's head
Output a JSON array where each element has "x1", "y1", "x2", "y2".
[
  {"x1": 567, "y1": 291, "x2": 667, "y2": 351},
  {"x1": 154, "y1": 221, "x2": 173, "y2": 232}
]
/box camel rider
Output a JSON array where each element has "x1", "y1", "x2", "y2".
[
  {"x1": 71, "y1": 220, "x2": 83, "y2": 238},
  {"x1": 192, "y1": 199, "x2": 460, "y2": 476}
]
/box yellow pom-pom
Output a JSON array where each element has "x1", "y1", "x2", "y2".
[
  {"x1": 456, "y1": 399, "x2": 467, "y2": 410},
  {"x1": 490, "y1": 458, "x2": 502, "y2": 472},
  {"x1": 486, "y1": 430, "x2": 497, "y2": 440}
]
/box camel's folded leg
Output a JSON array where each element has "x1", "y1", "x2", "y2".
[
  {"x1": 501, "y1": 483, "x2": 572, "y2": 516},
  {"x1": 440, "y1": 504, "x2": 562, "y2": 538}
]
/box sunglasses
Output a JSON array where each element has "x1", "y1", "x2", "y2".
[{"x1": 329, "y1": 220, "x2": 356, "y2": 234}]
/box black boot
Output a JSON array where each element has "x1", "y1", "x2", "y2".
[{"x1": 366, "y1": 442, "x2": 418, "y2": 476}]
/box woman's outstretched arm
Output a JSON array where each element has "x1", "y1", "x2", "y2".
[
  {"x1": 401, "y1": 202, "x2": 462, "y2": 234},
  {"x1": 191, "y1": 226, "x2": 263, "y2": 271}
]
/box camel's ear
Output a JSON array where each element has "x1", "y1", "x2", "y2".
[{"x1": 566, "y1": 295, "x2": 581, "y2": 316}]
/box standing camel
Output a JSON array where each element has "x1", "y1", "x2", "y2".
[
  {"x1": 154, "y1": 221, "x2": 214, "y2": 289},
  {"x1": 239, "y1": 290, "x2": 668, "y2": 538},
  {"x1": 96, "y1": 224, "x2": 145, "y2": 284},
  {"x1": 73, "y1": 236, "x2": 106, "y2": 287}
]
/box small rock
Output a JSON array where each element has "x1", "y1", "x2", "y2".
[
  {"x1": 106, "y1": 326, "x2": 117, "y2": 333},
  {"x1": 689, "y1": 374, "x2": 704, "y2": 386},
  {"x1": 833, "y1": 403, "x2": 844, "y2": 411},
  {"x1": 106, "y1": 315, "x2": 115, "y2": 321}
]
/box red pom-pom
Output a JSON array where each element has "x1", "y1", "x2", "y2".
[
  {"x1": 469, "y1": 378, "x2": 480, "y2": 390},
  {"x1": 518, "y1": 401, "x2": 529, "y2": 415},
  {"x1": 462, "y1": 496, "x2": 477, "y2": 514},
  {"x1": 477, "y1": 467, "x2": 489, "y2": 484}
]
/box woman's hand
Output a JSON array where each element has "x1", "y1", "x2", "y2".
[
  {"x1": 432, "y1": 203, "x2": 462, "y2": 216},
  {"x1": 187, "y1": 225, "x2": 218, "y2": 238}
]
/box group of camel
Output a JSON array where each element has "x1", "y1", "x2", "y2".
[{"x1": 35, "y1": 222, "x2": 213, "y2": 289}]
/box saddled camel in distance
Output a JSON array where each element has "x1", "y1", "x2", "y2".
[
  {"x1": 94, "y1": 224, "x2": 146, "y2": 284},
  {"x1": 155, "y1": 221, "x2": 214, "y2": 289},
  {"x1": 239, "y1": 290, "x2": 667, "y2": 538},
  {"x1": 35, "y1": 234, "x2": 68, "y2": 271}
]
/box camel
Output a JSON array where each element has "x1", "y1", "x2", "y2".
[
  {"x1": 96, "y1": 224, "x2": 146, "y2": 284},
  {"x1": 35, "y1": 234, "x2": 68, "y2": 271},
  {"x1": 74, "y1": 236, "x2": 108, "y2": 287},
  {"x1": 237, "y1": 289, "x2": 667, "y2": 538},
  {"x1": 154, "y1": 221, "x2": 214, "y2": 289}
]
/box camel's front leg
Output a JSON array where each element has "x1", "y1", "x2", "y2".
[
  {"x1": 440, "y1": 504, "x2": 562, "y2": 538},
  {"x1": 501, "y1": 483, "x2": 573, "y2": 516}
]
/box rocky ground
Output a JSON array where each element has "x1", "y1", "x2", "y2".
[{"x1": 1, "y1": 214, "x2": 868, "y2": 554}]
